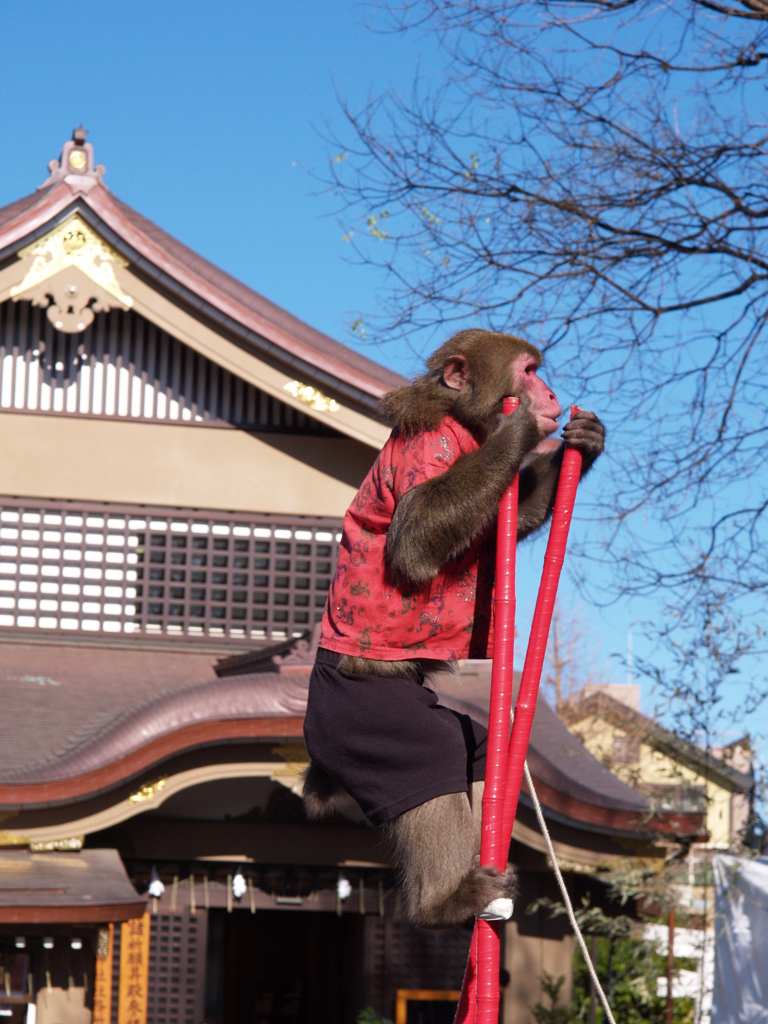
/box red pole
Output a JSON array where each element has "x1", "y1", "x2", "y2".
[
  {"x1": 454, "y1": 925, "x2": 479, "y2": 1024},
  {"x1": 477, "y1": 395, "x2": 520, "y2": 1024},
  {"x1": 455, "y1": 396, "x2": 520, "y2": 1024},
  {"x1": 480, "y1": 396, "x2": 520, "y2": 867},
  {"x1": 455, "y1": 406, "x2": 585, "y2": 1024},
  {"x1": 501, "y1": 408, "x2": 583, "y2": 850}
]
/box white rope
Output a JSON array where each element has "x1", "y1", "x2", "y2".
[{"x1": 523, "y1": 759, "x2": 618, "y2": 1024}]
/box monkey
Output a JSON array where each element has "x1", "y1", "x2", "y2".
[{"x1": 302, "y1": 329, "x2": 605, "y2": 928}]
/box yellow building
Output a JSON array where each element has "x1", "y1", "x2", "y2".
[{"x1": 560, "y1": 684, "x2": 753, "y2": 849}]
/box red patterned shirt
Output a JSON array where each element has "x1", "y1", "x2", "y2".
[{"x1": 320, "y1": 415, "x2": 496, "y2": 661}]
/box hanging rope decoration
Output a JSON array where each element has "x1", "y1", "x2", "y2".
[{"x1": 454, "y1": 405, "x2": 584, "y2": 1024}]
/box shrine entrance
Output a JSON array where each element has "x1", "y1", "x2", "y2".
[{"x1": 205, "y1": 909, "x2": 365, "y2": 1024}]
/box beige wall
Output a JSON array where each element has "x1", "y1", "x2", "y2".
[
  {"x1": 503, "y1": 920, "x2": 573, "y2": 1024},
  {"x1": 0, "y1": 412, "x2": 377, "y2": 517}
]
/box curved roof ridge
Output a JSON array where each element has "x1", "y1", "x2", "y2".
[
  {"x1": 0, "y1": 188, "x2": 49, "y2": 233},
  {"x1": 435, "y1": 689, "x2": 649, "y2": 816},
  {"x1": 1, "y1": 671, "x2": 310, "y2": 786}
]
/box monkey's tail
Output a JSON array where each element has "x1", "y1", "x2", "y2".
[{"x1": 301, "y1": 763, "x2": 362, "y2": 822}]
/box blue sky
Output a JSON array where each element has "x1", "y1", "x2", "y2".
[
  {"x1": 0, "y1": 1, "x2": 429, "y2": 371},
  {"x1": 0, "y1": 1, "x2": 762, "y2": 745}
]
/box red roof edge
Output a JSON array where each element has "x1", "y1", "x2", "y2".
[
  {"x1": 0, "y1": 717, "x2": 305, "y2": 807},
  {"x1": 0, "y1": 903, "x2": 146, "y2": 924}
]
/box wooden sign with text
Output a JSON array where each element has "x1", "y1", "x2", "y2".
[
  {"x1": 92, "y1": 924, "x2": 113, "y2": 1024},
  {"x1": 118, "y1": 914, "x2": 151, "y2": 1024}
]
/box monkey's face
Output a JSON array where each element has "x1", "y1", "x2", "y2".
[
  {"x1": 509, "y1": 352, "x2": 562, "y2": 438},
  {"x1": 443, "y1": 348, "x2": 562, "y2": 439}
]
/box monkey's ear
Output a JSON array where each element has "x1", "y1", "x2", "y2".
[{"x1": 443, "y1": 355, "x2": 470, "y2": 391}]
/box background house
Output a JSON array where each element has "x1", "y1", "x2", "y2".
[
  {"x1": 560, "y1": 684, "x2": 754, "y2": 850},
  {"x1": 559, "y1": 683, "x2": 755, "y2": 1024}
]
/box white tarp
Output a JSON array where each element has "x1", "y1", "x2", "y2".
[{"x1": 712, "y1": 854, "x2": 768, "y2": 1024}]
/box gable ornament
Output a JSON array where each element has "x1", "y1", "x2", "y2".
[
  {"x1": 37, "y1": 126, "x2": 106, "y2": 194},
  {"x1": 10, "y1": 213, "x2": 133, "y2": 333},
  {"x1": 283, "y1": 380, "x2": 340, "y2": 413}
]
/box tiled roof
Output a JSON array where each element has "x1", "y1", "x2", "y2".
[
  {"x1": 1, "y1": 668, "x2": 307, "y2": 788},
  {"x1": 0, "y1": 189, "x2": 46, "y2": 231},
  {"x1": 0, "y1": 641, "x2": 221, "y2": 779},
  {"x1": 0, "y1": 639, "x2": 701, "y2": 838},
  {"x1": 436, "y1": 664, "x2": 648, "y2": 814},
  {"x1": 109, "y1": 194, "x2": 406, "y2": 395},
  {"x1": 0, "y1": 848, "x2": 144, "y2": 922}
]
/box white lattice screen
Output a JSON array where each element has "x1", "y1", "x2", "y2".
[{"x1": 0, "y1": 500, "x2": 341, "y2": 641}]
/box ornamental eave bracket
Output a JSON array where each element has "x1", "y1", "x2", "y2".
[{"x1": 10, "y1": 213, "x2": 134, "y2": 334}]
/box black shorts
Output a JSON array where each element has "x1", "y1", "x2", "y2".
[{"x1": 303, "y1": 647, "x2": 487, "y2": 826}]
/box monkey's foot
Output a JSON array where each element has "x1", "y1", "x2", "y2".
[
  {"x1": 439, "y1": 863, "x2": 517, "y2": 926},
  {"x1": 406, "y1": 863, "x2": 518, "y2": 929},
  {"x1": 479, "y1": 897, "x2": 514, "y2": 921}
]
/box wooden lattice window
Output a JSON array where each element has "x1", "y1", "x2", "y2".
[
  {"x1": 363, "y1": 917, "x2": 472, "y2": 1020},
  {"x1": 147, "y1": 911, "x2": 207, "y2": 1024},
  {"x1": 0, "y1": 499, "x2": 341, "y2": 641}
]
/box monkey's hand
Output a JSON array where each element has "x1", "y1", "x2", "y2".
[
  {"x1": 517, "y1": 411, "x2": 604, "y2": 540},
  {"x1": 561, "y1": 409, "x2": 605, "y2": 467}
]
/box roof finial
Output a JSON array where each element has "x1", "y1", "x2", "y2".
[{"x1": 37, "y1": 127, "x2": 106, "y2": 193}]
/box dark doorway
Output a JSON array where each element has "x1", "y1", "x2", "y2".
[{"x1": 205, "y1": 909, "x2": 365, "y2": 1024}]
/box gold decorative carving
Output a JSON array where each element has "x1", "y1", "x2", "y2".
[
  {"x1": 10, "y1": 213, "x2": 133, "y2": 334},
  {"x1": 270, "y1": 766, "x2": 306, "y2": 783},
  {"x1": 128, "y1": 778, "x2": 167, "y2": 804},
  {"x1": 0, "y1": 830, "x2": 29, "y2": 846},
  {"x1": 30, "y1": 836, "x2": 84, "y2": 851},
  {"x1": 270, "y1": 743, "x2": 310, "y2": 786},
  {"x1": 271, "y1": 743, "x2": 309, "y2": 763},
  {"x1": 283, "y1": 380, "x2": 341, "y2": 413}
]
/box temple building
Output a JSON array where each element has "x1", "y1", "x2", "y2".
[{"x1": 0, "y1": 131, "x2": 706, "y2": 1024}]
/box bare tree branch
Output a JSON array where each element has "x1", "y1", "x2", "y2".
[{"x1": 328, "y1": 1, "x2": 768, "y2": 621}]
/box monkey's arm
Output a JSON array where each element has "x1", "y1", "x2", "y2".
[
  {"x1": 517, "y1": 410, "x2": 605, "y2": 539},
  {"x1": 386, "y1": 413, "x2": 541, "y2": 589}
]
